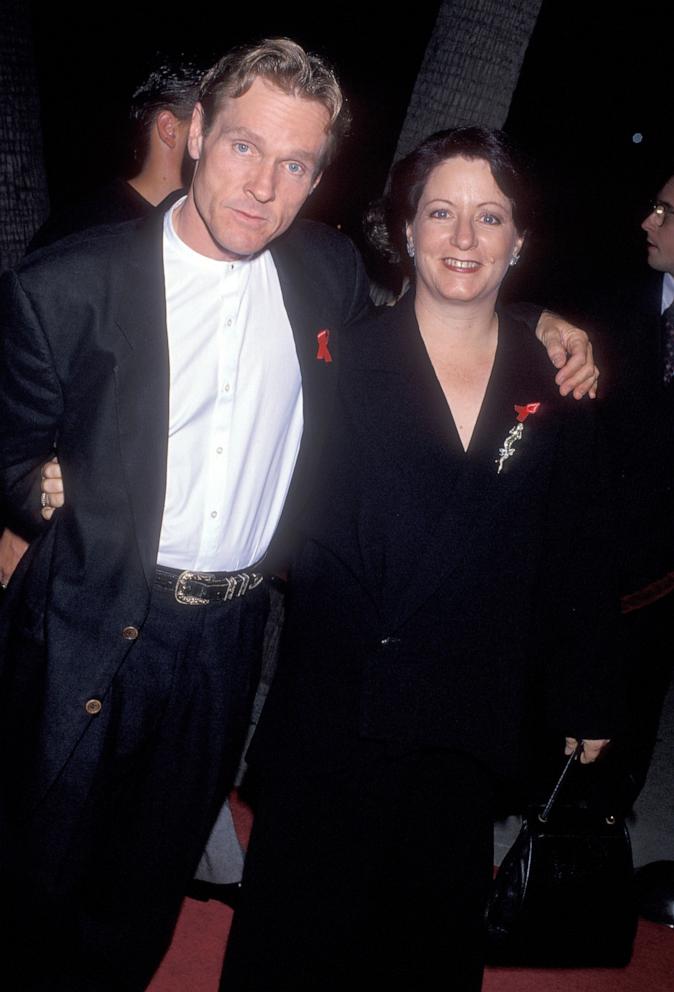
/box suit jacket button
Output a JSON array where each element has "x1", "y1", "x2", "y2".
[
  {"x1": 122, "y1": 625, "x2": 139, "y2": 640},
  {"x1": 85, "y1": 698, "x2": 102, "y2": 715}
]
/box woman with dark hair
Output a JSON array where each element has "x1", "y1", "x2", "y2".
[{"x1": 221, "y1": 127, "x2": 624, "y2": 991}]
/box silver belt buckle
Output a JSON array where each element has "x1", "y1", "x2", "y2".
[
  {"x1": 175, "y1": 569, "x2": 265, "y2": 605},
  {"x1": 175, "y1": 570, "x2": 210, "y2": 606}
]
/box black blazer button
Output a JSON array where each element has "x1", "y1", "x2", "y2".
[
  {"x1": 122, "y1": 625, "x2": 139, "y2": 640},
  {"x1": 85, "y1": 698, "x2": 102, "y2": 715}
]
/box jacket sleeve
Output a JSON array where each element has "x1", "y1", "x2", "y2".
[
  {"x1": 536, "y1": 400, "x2": 627, "y2": 741},
  {"x1": 0, "y1": 269, "x2": 63, "y2": 539}
]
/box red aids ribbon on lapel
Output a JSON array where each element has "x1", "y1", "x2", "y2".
[
  {"x1": 316, "y1": 329, "x2": 332, "y2": 363},
  {"x1": 514, "y1": 402, "x2": 540, "y2": 423}
]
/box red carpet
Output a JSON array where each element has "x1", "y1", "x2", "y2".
[{"x1": 148, "y1": 792, "x2": 674, "y2": 992}]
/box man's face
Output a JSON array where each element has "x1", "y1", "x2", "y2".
[
  {"x1": 641, "y1": 175, "x2": 674, "y2": 275},
  {"x1": 176, "y1": 77, "x2": 330, "y2": 260}
]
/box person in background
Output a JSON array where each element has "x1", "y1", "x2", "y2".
[
  {"x1": 591, "y1": 171, "x2": 674, "y2": 919},
  {"x1": 27, "y1": 56, "x2": 201, "y2": 251}
]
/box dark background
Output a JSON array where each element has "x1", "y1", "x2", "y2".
[{"x1": 29, "y1": 0, "x2": 674, "y2": 312}]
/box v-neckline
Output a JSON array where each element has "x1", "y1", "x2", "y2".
[{"x1": 410, "y1": 310, "x2": 503, "y2": 458}]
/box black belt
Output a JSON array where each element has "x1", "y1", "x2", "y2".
[{"x1": 155, "y1": 565, "x2": 265, "y2": 606}]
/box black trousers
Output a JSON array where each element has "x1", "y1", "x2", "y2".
[
  {"x1": 222, "y1": 746, "x2": 497, "y2": 992},
  {"x1": 607, "y1": 593, "x2": 674, "y2": 811},
  {"x1": 6, "y1": 577, "x2": 269, "y2": 992}
]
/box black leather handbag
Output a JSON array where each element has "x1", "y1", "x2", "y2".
[{"x1": 485, "y1": 744, "x2": 638, "y2": 967}]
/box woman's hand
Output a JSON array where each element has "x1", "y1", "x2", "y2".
[
  {"x1": 536, "y1": 311, "x2": 600, "y2": 399},
  {"x1": 40, "y1": 456, "x2": 65, "y2": 520},
  {"x1": 564, "y1": 737, "x2": 610, "y2": 764}
]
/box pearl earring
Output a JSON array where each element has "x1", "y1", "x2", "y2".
[{"x1": 406, "y1": 241, "x2": 415, "y2": 258}]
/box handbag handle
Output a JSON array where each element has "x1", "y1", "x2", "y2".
[{"x1": 537, "y1": 740, "x2": 583, "y2": 823}]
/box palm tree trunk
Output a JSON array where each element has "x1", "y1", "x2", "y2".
[
  {"x1": 393, "y1": 0, "x2": 543, "y2": 162},
  {"x1": 0, "y1": 0, "x2": 49, "y2": 272}
]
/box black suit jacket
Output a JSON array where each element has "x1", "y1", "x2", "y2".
[
  {"x1": 593, "y1": 269, "x2": 674, "y2": 594},
  {"x1": 252, "y1": 295, "x2": 625, "y2": 785},
  {"x1": 0, "y1": 210, "x2": 370, "y2": 818}
]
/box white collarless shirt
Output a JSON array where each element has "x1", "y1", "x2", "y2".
[{"x1": 156, "y1": 198, "x2": 303, "y2": 572}]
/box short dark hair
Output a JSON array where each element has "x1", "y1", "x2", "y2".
[
  {"x1": 367, "y1": 126, "x2": 536, "y2": 273},
  {"x1": 655, "y1": 169, "x2": 674, "y2": 194},
  {"x1": 129, "y1": 58, "x2": 202, "y2": 165},
  {"x1": 198, "y1": 38, "x2": 349, "y2": 171}
]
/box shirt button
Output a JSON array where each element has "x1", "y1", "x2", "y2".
[
  {"x1": 226, "y1": 318, "x2": 233, "y2": 327},
  {"x1": 122, "y1": 625, "x2": 139, "y2": 640},
  {"x1": 216, "y1": 446, "x2": 223, "y2": 454},
  {"x1": 85, "y1": 698, "x2": 102, "y2": 715},
  {"x1": 224, "y1": 384, "x2": 230, "y2": 392},
  {"x1": 211, "y1": 510, "x2": 218, "y2": 518}
]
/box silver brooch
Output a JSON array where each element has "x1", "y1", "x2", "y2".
[
  {"x1": 496, "y1": 403, "x2": 541, "y2": 474},
  {"x1": 496, "y1": 423, "x2": 524, "y2": 474}
]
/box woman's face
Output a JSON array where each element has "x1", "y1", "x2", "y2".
[{"x1": 406, "y1": 155, "x2": 524, "y2": 310}]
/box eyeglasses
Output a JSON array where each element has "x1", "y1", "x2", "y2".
[{"x1": 650, "y1": 201, "x2": 674, "y2": 226}]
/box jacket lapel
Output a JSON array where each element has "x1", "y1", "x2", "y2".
[
  {"x1": 112, "y1": 214, "x2": 170, "y2": 590},
  {"x1": 268, "y1": 229, "x2": 340, "y2": 547}
]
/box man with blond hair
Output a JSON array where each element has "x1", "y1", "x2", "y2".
[{"x1": 0, "y1": 38, "x2": 370, "y2": 989}]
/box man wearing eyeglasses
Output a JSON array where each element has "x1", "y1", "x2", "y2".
[
  {"x1": 642, "y1": 176, "x2": 674, "y2": 370},
  {"x1": 618, "y1": 173, "x2": 674, "y2": 919},
  {"x1": 596, "y1": 173, "x2": 674, "y2": 828}
]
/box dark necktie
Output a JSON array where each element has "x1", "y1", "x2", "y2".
[{"x1": 663, "y1": 301, "x2": 674, "y2": 384}]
